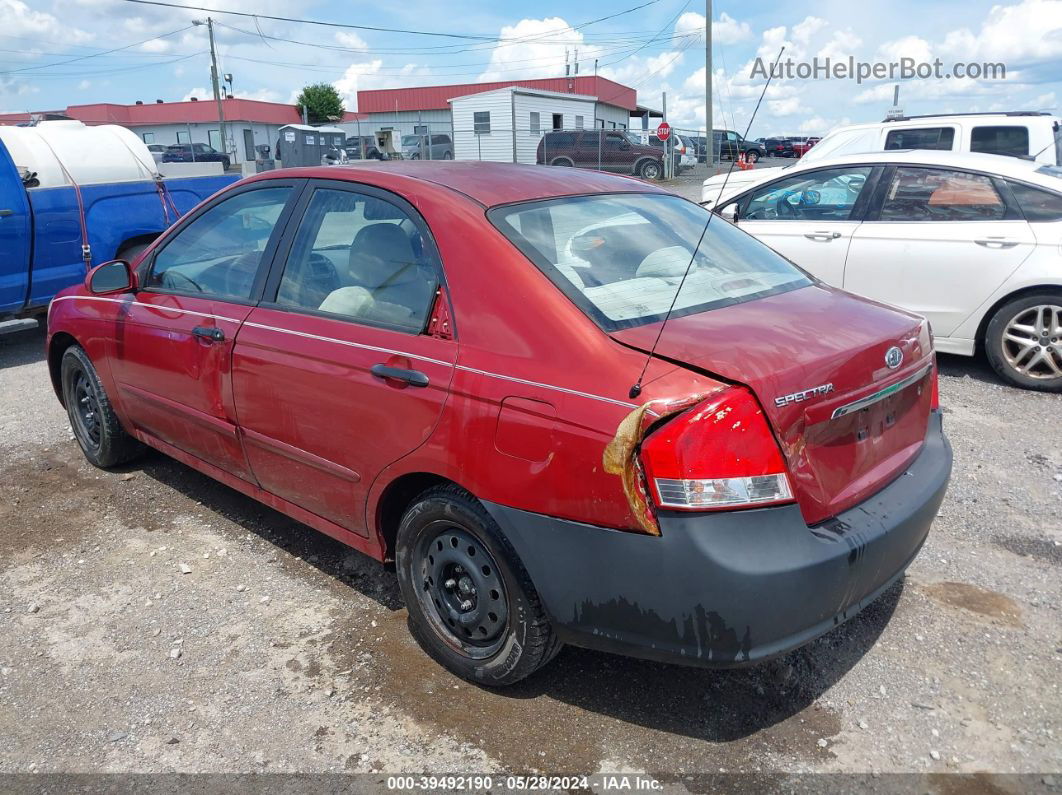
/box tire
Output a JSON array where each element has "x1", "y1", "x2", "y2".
[
  {"x1": 395, "y1": 484, "x2": 560, "y2": 686},
  {"x1": 443, "y1": 151, "x2": 453, "y2": 160},
  {"x1": 984, "y1": 293, "x2": 1062, "y2": 392},
  {"x1": 60, "y1": 346, "x2": 144, "y2": 467},
  {"x1": 639, "y1": 160, "x2": 662, "y2": 180},
  {"x1": 550, "y1": 157, "x2": 574, "y2": 167},
  {"x1": 745, "y1": 150, "x2": 760, "y2": 164}
]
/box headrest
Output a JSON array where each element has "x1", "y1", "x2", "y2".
[{"x1": 636, "y1": 246, "x2": 693, "y2": 278}]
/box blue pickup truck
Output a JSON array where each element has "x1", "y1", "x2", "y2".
[{"x1": 0, "y1": 122, "x2": 237, "y2": 324}]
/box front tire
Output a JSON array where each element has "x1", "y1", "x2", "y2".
[
  {"x1": 61, "y1": 346, "x2": 143, "y2": 467},
  {"x1": 746, "y1": 150, "x2": 760, "y2": 164},
  {"x1": 985, "y1": 293, "x2": 1062, "y2": 391},
  {"x1": 395, "y1": 485, "x2": 560, "y2": 686}
]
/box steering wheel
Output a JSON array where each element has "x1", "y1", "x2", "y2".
[
  {"x1": 298, "y1": 253, "x2": 339, "y2": 307},
  {"x1": 161, "y1": 269, "x2": 203, "y2": 293},
  {"x1": 221, "y1": 251, "x2": 264, "y2": 298}
]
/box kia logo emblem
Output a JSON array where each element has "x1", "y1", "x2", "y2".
[{"x1": 885, "y1": 346, "x2": 903, "y2": 369}]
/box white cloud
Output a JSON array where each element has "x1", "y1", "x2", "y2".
[
  {"x1": 335, "y1": 31, "x2": 369, "y2": 51},
  {"x1": 767, "y1": 96, "x2": 809, "y2": 116},
  {"x1": 675, "y1": 12, "x2": 752, "y2": 46},
  {"x1": 181, "y1": 87, "x2": 213, "y2": 102},
  {"x1": 332, "y1": 61, "x2": 435, "y2": 110},
  {"x1": 1, "y1": 0, "x2": 91, "y2": 43},
  {"x1": 477, "y1": 17, "x2": 597, "y2": 83},
  {"x1": 939, "y1": 0, "x2": 1062, "y2": 62}
]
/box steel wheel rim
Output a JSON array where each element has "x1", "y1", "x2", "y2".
[
  {"x1": 644, "y1": 163, "x2": 660, "y2": 178},
  {"x1": 1001, "y1": 304, "x2": 1062, "y2": 380},
  {"x1": 72, "y1": 370, "x2": 102, "y2": 449},
  {"x1": 412, "y1": 524, "x2": 508, "y2": 658}
]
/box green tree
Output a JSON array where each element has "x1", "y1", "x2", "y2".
[{"x1": 295, "y1": 83, "x2": 345, "y2": 124}]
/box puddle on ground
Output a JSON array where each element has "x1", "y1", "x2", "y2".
[{"x1": 922, "y1": 582, "x2": 1023, "y2": 627}]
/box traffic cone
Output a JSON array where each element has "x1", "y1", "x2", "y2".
[{"x1": 737, "y1": 152, "x2": 747, "y2": 170}]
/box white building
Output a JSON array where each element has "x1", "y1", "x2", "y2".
[
  {"x1": 448, "y1": 86, "x2": 599, "y2": 163},
  {"x1": 345, "y1": 76, "x2": 642, "y2": 161}
]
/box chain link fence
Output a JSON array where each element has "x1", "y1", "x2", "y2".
[{"x1": 334, "y1": 119, "x2": 718, "y2": 181}]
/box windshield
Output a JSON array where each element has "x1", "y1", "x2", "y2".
[
  {"x1": 401, "y1": 135, "x2": 423, "y2": 146},
  {"x1": 489, "y1": 193, "x2": 811, "y2": 331},
  {"x1": 799, "y1": 127, "x2": 880, "y2": 164}
]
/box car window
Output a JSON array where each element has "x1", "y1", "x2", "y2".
[
  {"x1": 274, "y1": 188, "x2": 438, "y2": 333},
  {"x1": 880, "y1": 167, "x2": 1006, "y2": 222},
  {"x1": 744, "y1": 166, "x2": 874, "y2": 221},
  {"x1": 971, "y1": 126, "x2": 1030, "y2": 157},
  {"x1": 884, "y1": 127, "x2": 955, "y2": 151},
  {"x1": 1008, "y1": 181, "x2": 1062, "y2": 221},
  {"x1": 489, "y1": 193, "x2": 811, "y2": 331},
  {"x1": 145, "y1": 187, "x2": 291, "y2": 300}
]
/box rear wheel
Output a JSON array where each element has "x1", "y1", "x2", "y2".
[
  {"x1": 443, "y1": 151, "x2": 453, "y2": 160},
  {"x1": 986, "y1": 294, "x2": 1062, "y2": 391},
  {"x1": 745, "y1": 150, "x2": 760, "y2": 164},
  {"x1": 639, "y1": 160, "x2": 662, "y2": 180},
  {"x1": 395, "y1": 485, "x2": 560, "y2": 686},
  {"x1": 60, "y1": 346, "x2": 143, "y2": 467},
  {"x1": 550, "y1": 157, "x2": 574, "y2": 167}
]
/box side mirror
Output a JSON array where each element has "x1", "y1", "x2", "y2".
[
  {"x1": 719, "y1": 204, "x2": 739, "y2": 223},
  {"x1": 86, "y1": 260, "x2": 136, "y2": 295}
]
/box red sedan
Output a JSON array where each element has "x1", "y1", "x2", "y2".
[{"x1": 47, "y1": 163, "x2": 951, "y2": 685}]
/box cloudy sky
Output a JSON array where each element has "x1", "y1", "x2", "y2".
[{"x1": 2, "y1": 0, "x2": 1060, "y2": 137}]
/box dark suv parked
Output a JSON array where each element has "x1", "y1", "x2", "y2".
[
  {"x1": 537, "y1": 130, "x2": 665, "y2": 179},
  {"x1": 762, "y1": 137, "x2": 796, "y2": 158},
  {"x1": 161, "y1": 143, "x2": 231, "y2": 169},
  {"x1": 714, "y1": 129, "x2": 766, "y2": 163}
]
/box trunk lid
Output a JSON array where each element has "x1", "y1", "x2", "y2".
[{"x1": 612, "y1": 283, "x2": 935, "y2": 525}]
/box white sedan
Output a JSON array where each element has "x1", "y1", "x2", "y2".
[{"x1": 702, "y1": 149, "x2": 1062, "y2": 391}]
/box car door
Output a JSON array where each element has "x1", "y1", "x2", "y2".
[
  {"x1": 733, "y1": 165, "x2": 879, "y2": 286},
  {"x1": 231, "y1": 181, "x2": 457, "y2": 535},
  {"x1": 0, "y1": 139, "x2": 32, "y2": 315},
  {"x1": 844, "y1": 165, "x2": 1036, "y2": 337},
  {"x1": 112, "y1": 180, "x2": 302, "y2": 480}
]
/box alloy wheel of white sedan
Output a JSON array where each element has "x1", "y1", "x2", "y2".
[{"x1": 987, "y1": 295, "x2": 1062, "y2": 392}]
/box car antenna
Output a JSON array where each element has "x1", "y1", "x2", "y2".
[{"x1": 628, "y1": 46, "x2": 786, "y2": 400}]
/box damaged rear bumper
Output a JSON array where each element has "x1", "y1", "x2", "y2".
[{"x1": 483, "y1": 411, "x2": 952, "y2": 668}]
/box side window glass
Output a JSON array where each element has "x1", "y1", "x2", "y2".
[
  {"x1": 275, "y1": 189, "x2": 438, "y2": 333},
  {"x1": 744, "y1": 166, "x2": 873, "y2": 221},
  {"x1": 884, "y1": 127, "x2": 955, "y2": 150},
  {"x1": 971, "y1": 126, "x2": 1029, "y2": 157},
  {"x1": 1008, "y1": 181, "x2": 1062, "y2": 222},
  {"x1": 880, "y1": 167, "x2": 1005, "y2": 222},
  {"x1": 146, "y1": 186, "x2": 291, "y2": 300}
]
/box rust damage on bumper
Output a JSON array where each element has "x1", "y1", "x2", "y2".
[{"x1": 602, "y1": 391, "x2": 721, "y2": 535}]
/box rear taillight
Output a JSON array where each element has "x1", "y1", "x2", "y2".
[
  {"x1": 929, "y1": 363, "x2": 940, "y2": 410},
  {"x1": 639, "y1": 386, "x2": 794, "y2": 511}
]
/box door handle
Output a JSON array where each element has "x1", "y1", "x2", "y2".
[
  {"x1": 974, "y1": 238, "x2": 1019, "y2": 249},
  {"x1": 191, "y1": 325, "x2": 225, "y2": 342},
  {"x1": 804, "y1": 231, "x2": 842, "y2": 241},
  {"x1": 0, "y1": 209, "x2": 13, "y2": 217},
  {"x1": 371, "y1": 363, "x2": 429, "y2": 388}
]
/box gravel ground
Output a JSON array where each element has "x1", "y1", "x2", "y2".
[{"x1": 1, "y1": 210, "x2": 1060, "y2": 783}]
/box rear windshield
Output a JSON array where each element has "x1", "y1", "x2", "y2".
[{"x1": 489, "y1": 193, "x2": 811, "y2": 331}]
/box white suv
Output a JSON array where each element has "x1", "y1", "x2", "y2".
[
  {"x1": 708, "y1": 149, "x2": 1062, "y2": 391},
  {"x1": 703, "y1": 112, "x2": 1062, "y2": 207}
]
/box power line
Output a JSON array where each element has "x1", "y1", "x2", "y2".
[
  {"x1": 120, "y1": 0, "x2": 662, "y2": 43},
  {"x1": 0, "y1": 25, "x2": 194, "y2": 75}
]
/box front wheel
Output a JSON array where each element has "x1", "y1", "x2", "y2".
[
  {"x1": 61, "y1": 346, "x2": 143, "y2": 467},
  {"x1": 985, "y1": 294, "x2": 1062, "y2": 391},
  {"x1": 745, "y1": 150, "x2": 760, "y2": 164},
  {"x1": 639, "y1": 160, "x2": 662, "y2": 180},
  {"x1": 395, "y1": 485, "x2": 560, "y2": 686},
  {"x1": 443, "y1": 151, "x2": 453, "y2": 160}
]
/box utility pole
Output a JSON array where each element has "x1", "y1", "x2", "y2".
[
  {"x1": 705, "y1": 0, "x2": 713, "y2": 165},
  {"x1": 206, "y1": 18, "x2": 229, "y2": 161}
]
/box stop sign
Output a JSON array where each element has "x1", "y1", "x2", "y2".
[{"x1": 656, "y1": 122, "x2": 671, "y2": 141}]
